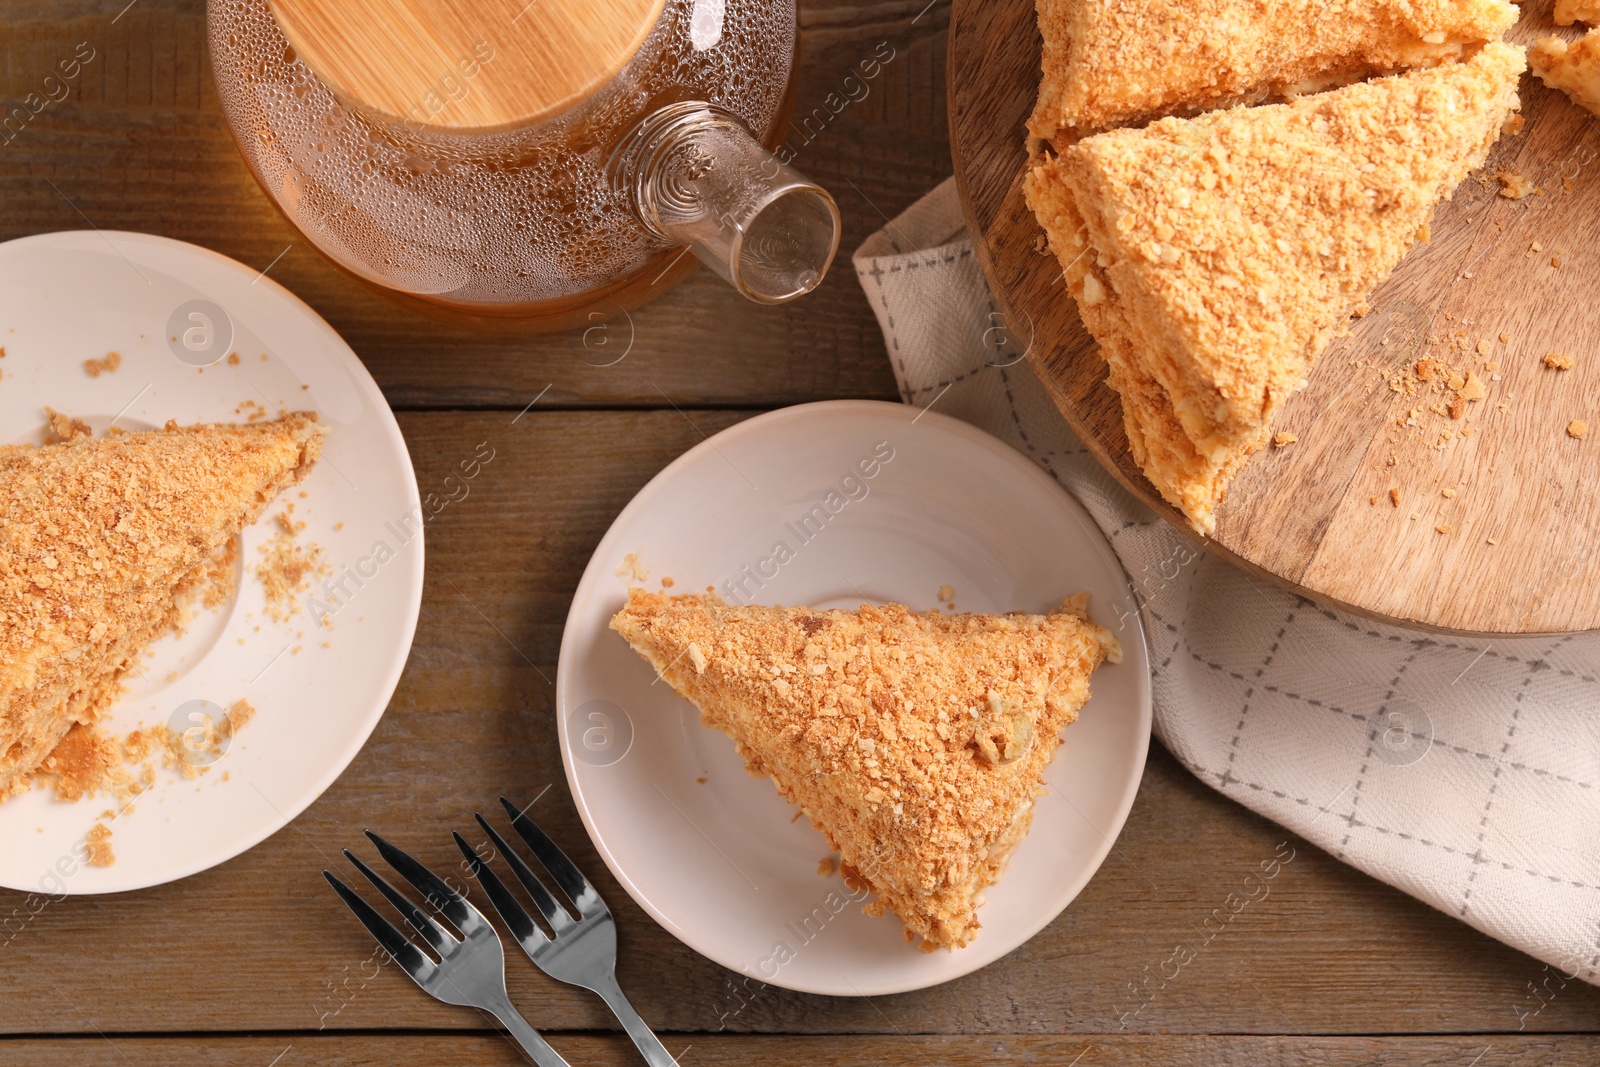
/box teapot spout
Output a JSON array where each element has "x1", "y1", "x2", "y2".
[{"x1": 616, "y1": 102, "x2": 841, "y2": 305}]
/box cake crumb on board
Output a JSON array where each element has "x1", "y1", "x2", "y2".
[
  {"x1": 818, "y1": 856, "x2": 837, "y2": 877},
  {"x1": 1544, "y1": 353, "x2": 1576, "y2": 371},
  {"x1": 1570, "y1": 420, "x2": 1590, "y2": 440},
  {"x1": 1494, "y1": 171, "x2": 1536, "y2": 199}
]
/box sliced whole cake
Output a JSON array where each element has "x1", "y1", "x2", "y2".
[
  {"x1": 1029, "y1": 0, "x2": 1518, "y2": 147},
  {"x1": 1025, "y1": 43, "x2": 1525, "y2": 532}
]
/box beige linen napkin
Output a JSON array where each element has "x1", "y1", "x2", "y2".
[{"x1": 854, "y1": 177, "x2": 1600, "y2": 990}]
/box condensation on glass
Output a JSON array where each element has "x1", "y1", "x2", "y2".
[{"x1": 207, "y1": 0, "x2": 840, "y2": 324}]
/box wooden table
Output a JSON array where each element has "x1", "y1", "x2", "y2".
[{"x1": 2, "y1": 2, "x2": 1597, "y2": 1063}]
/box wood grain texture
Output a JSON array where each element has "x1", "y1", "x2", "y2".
[
  {"x1": 1, "y1": 412, "x2": 1598, "y2": 1040},
  {"x1": 0, "y1": 1, "x2": 1597, "y2": 1059},
  {"x1": 2, "y1": 1034, "x2": 1600, "y2": 1067},
  {"x1": 949, "y1": 0, "x2": 1600, "y2": 635}
]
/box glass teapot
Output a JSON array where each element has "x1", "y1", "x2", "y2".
[{"x1": 207, "y1": 0, "x2": 841, "y2": 327}]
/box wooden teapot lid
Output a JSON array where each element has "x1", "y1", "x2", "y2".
[{"x1": 269, "y1": 0, "x2": 668, "y2": 131}]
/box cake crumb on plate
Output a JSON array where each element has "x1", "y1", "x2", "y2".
[
  {"x1": 83, "y1": 352, "x2": 121, "y2": 378},
  {"x1": 85, "y1": 822, "x2": 114, "y2": 867}
]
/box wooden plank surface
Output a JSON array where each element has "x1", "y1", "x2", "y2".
[
  {"x1": 0, "y1": 0, "x2": 1596, "y2": 1061},
  {"x1": 3, "y1": 412, "x2": 1600, "y2": 1042},
  {"x1": 950, "y1": 0, "x2": 1600, "y2": 634},
  {"x1": 2, "y1": 1034, "x2": 1600, "y2": 1067}
]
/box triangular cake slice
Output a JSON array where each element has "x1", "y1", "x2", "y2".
[
  {"x1": 0, "y1": 414, "x2": 324, "y2": 798},
  {"x1": 1025, "y1": 43, "x2": 1524, "y2": 532},
  {"x1": 1531, "y1": 30, "x2": 1600, "y2": 117},
  {"x1": 1029, "y1": 0, "x2": 1518, "y2": 146},
  {"x1": 610, "y1": 589, "x2": 1119, "y2": 949}
]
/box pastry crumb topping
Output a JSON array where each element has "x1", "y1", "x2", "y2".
[{"x1": 611, "y1": 589, "x2": 1115, "y2": 949}]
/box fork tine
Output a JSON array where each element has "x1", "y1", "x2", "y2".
[
  {"x1": 453, "y1": 831, "x2": 549, "y2": 949},
  {"x1": 323, "y1": 870, "x2": 436, "y2": 982},
  {"x1": 499, "y1": 796, "x2": 607, "y2": 919},
  {"x1": 474, "y1": 813, "x2": 573, "y2": 932},
  {"x1": 366, "y1": 830, "x2": 487, "y2": 936},
  {"x1": 344, "y1": 849, "x2": 456, "y2": 955}
]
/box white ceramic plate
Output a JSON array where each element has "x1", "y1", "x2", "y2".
[
  {"x1": 557, "y1": 400, "x2": 1151, "y2": 996},
  {"x1": 0, "y1": 231, "x2": 422, "y2": 895}
]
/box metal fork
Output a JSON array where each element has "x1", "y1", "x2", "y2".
[
  {"x1": 455, "y1": 796, "x2": 679, "y2": 1067},
  {"x1": 324, "y1": 830, "x2": 572, "y2": 1067}
]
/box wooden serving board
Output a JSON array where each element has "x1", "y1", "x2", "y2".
[{"x1": 949, "y1": 0, "x2": 1600, "y2": 635}]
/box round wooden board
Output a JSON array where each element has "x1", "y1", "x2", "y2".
[{"x1": 949, "y1": 0, "x2": 1600, "y2": 635}]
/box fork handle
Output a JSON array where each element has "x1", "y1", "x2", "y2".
[
  {"x1": 486, "y1": 1000, "x2": 574, "y2": 1067},
  {"x1": 593, "y1": 973, "x2": 680, "y2": 1067}
]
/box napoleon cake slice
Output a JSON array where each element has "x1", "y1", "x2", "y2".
[
  {"x1": 1029, "y1": 0, "x2": 1517, "y2": 148},
  {"x1": 610, "y1": 589, "x2": 1118, "y2": 949},
  {"x1": 0, "y1": 413, "x2": 324, "y2": 799},
  {"x1": 1532, "y1": 29, "x2": 1600, "y2": 117},
  {"x1": 1024, "y1": 43, "x2": 1524, "y2": 533}
]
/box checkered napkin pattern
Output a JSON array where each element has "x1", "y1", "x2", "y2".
[{"x1": 853, "y1": 177, "x2": 1600, "y2": 983}]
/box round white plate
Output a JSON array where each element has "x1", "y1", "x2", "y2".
[
  {"x1": 557, "y1": 400, "x2": 1151, "y2": 996},
  {"x1": 0, "y1": 231, "x2": 422, "y2": 895}
]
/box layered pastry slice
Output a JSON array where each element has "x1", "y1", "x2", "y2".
[
  {"x1": 0, "y1": 413, "x2": 324, "y2": 799},
  {"x1": 611, "y1": 589, "x2": 1118, "y2": 949},
  {"x1": 1532, "y1": 29, "x2": 1600, "y2": 117},
  {"x1": 1029, "y1": 0, "x2": 1518, "y2": 147},
  {"x1": 1025, "y1": 43, "x2": 1525, "y2": 533},
  {"x1": 1556, "y1": 0, "x2": 1600, "y2": 26}
]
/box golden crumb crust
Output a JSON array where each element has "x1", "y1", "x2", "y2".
[
  {"x1": 1025, "y1": 44, "x2": 1524, "y2": 532},
  {"x1": 1556, "y1": 0, "x2": 1600, "y2": 27},
  {"x1": 1531, "y1": 30, "x2": 1600, "y2": 117},
  {"x1": 0, "y1": 413, "x2": 323, "y2": 798},
  {"x1": 610, "y1": 589, "x2": 1118, "y2": 949},
  {"x1": 1030, "y1": 0, "x2": 1518, "y2": 146}
]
